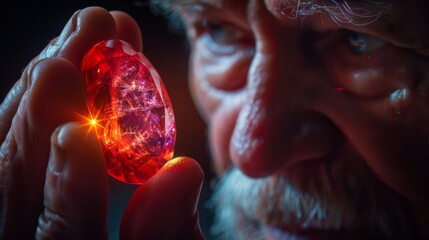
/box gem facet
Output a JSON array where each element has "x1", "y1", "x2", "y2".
[{"x1": 81, "y1": 39, "x2": 176, "y2": 184}]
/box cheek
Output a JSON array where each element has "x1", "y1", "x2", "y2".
[
  {"x1": 189, "y1": 40, "x2": 251, "y2": 120},
  {"x1": 324, "y1": 49, "x2": 429, "y2": 203},
  {"x1": 189, "y1": 40, "x2": 252, "y2": 174}
]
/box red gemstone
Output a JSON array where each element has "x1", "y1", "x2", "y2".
[{"x1": 81, "y1": 39, "x2": 176, "y2": 184}]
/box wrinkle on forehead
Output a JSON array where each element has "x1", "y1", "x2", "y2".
[{"x1": 267, "y1": 0, "x2": 393, "y2": 26}]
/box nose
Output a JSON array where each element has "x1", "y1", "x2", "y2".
[{"x1": 229, "y1": 1, "x2": 342, "y2": 177}]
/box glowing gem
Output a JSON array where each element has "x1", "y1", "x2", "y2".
[{"x1": 81, "y1": 39, "x2": 176, "y2": 184}]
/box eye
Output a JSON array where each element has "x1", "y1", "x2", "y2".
[
  {"x1": 203, "y1": 20, "x2": 248, "y2": 47},
  {"x1": 320, "y1": 29, "x2": 402, "y2": 98},
  {"x1": 346, "y1": 31, "x2": 386, "y2": 54}
]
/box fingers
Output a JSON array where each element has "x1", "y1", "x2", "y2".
[
  {"x1": 55, "y1": 7, "x2": 117, "y2": 68},
  {"x1": 25, "y1": 57, "x2": 86, "y2": 191},
  {"x1": 27, "y1": 58, "x2": 86, "y2": 136},
  {"x1": 111, "y1": 11, "x2": 143, "y2": 52},
  {"x1": 2, "y1": 57, "x2": 87, "y2": 239},
  {"x1": 37, "y1": 7, "x2": 116, "y2": 67},
  {"x1": 120, "y1": 157, "x2": 205, "y2": 240},
  {"x1": 36, "y1": 122, "x2": 108, "y2": 240},
  {"x1": 43, "y1": 7, "x2": 142, "y2": 68},
  {"x1": 0, "y1": 6, "x2": 144, "y2": 237},
  {"x1": 0, "y1": 5, "x2": 144, "y2": 238}
]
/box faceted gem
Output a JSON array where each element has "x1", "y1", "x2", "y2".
[{"x1": 81, "y1": 39, "x2": 176, "y2": 184}]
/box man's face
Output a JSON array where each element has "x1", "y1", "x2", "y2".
[{"x1": 162, "y1": 0, "x2": 429, "y2": 238}]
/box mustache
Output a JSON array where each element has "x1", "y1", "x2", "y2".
[{"x1": 208, "y1": 167, "x2": 418, "y2": 240}]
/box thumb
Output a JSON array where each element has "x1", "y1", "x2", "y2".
[
  {"x1": 36, "y1": 122, "x2": 109, "y2": 239},
  {"x1": 120, "y1": 157, "x2": 205, "y2": 240}
]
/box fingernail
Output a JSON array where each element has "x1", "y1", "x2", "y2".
[
  {"x1": 185, "y1": 176, "x2": 203, "y2": 218},
  {"x1": 56, "y1": 10, "x2": 81, "y2": 45},
  {"x1": 47, "y1": 126, "x2": 66, "y2": 176}
]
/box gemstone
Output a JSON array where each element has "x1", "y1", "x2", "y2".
[{"x1": 81, "y1": 39, "x2": 176, "y2": 184}]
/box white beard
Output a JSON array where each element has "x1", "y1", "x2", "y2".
[{"x1": 208, "y1": 167, "x2": 419, "y2": 240}]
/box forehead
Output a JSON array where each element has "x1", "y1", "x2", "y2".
[{"x1": 169, "y1": 0, "x2": 429, "y2": 55}]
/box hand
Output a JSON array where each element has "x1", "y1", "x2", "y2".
[{"x1": 0, "y1": 7, "x2": 204, "y2": 239}]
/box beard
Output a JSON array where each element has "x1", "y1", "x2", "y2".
[{"x1": 208, "y1": 158, "x2": 420, "y2": 240}]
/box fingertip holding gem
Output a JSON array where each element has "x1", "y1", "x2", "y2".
[{"x1": 81, "y1": 39, "x2": 176, "y2": 184}]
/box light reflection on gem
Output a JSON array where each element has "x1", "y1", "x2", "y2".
[{"x1": 81, "y1": 39, "x2": 176, "y2": 184}]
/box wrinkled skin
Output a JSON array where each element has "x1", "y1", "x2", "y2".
[
  {"x1": 168, "y1": 0, "x2": 429, "y2": 239},
  {"x1": 0, "y1": 7, "x2": 204, "y2": 240},
  {"x1": 2, "y1": 0, "x2": 429, "y2": 239}
]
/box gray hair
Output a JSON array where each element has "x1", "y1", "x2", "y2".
[{"x1": 281, "y1": 0, "x2": 392, "y2": 26}]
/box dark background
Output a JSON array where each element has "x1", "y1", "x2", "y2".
[{"x1": 0, "y1": 1, "x2": 214, "y2": 239}]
